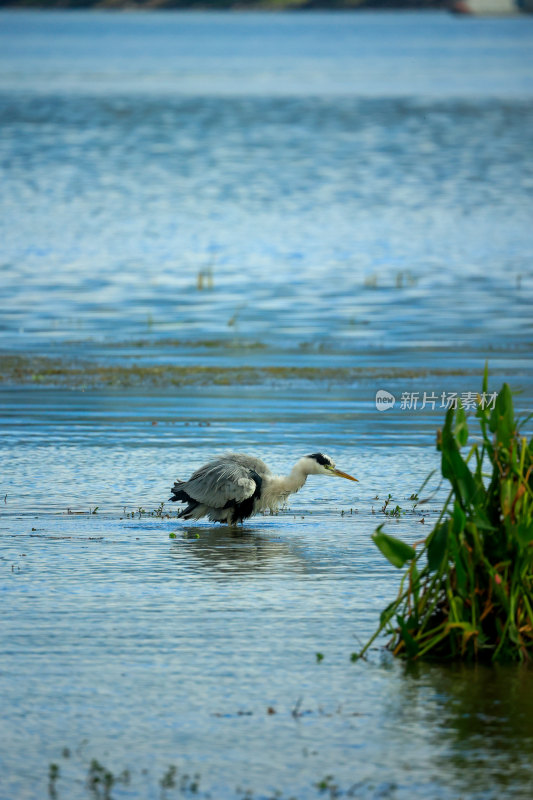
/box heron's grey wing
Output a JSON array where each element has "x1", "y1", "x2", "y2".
[
  {"x1": 184, "y1": 459, "x2": 258, "y2": 508},
  {"x1": 220, "y1": 452, "x2": 272, "y2": 479}
]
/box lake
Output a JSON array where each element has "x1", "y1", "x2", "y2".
[{"x1": 1, "y1": 9, "x2": 533, "y2": 800}]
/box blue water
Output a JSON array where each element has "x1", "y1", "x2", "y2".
[
  {"x1": 1, "y1": 11, "x2": 533, "y2": 354},
  {"x1": 1, "y1": 10, "x2": 533, "y2": 800}
]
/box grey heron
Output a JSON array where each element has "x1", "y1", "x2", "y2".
[{"x1": 169, "y1": 452, "x2": 358, "y2": 525}]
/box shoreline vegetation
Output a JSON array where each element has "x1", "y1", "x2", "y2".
[{"x1": 0, "y1": 1, "x2": 452, "y2": 11}]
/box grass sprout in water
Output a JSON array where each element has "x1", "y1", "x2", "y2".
[{"x1": 356, "y1": 369, "x2": 533, "y2": 663}]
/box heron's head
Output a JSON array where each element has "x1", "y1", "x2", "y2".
[{"x1": 304, "y1": 453, "x2": 358, "y2": 482}]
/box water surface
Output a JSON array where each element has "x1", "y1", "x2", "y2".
[{"x1": 1, "y1": 10, "x2": 533, "y2": 800}]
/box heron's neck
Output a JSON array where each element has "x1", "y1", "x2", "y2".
[
  {"x1": 260, "y1": 459, "x2": 312, "y2": 513},
  {"x1": 271, "y1": 459, "x2": 310, "y2": 497}
]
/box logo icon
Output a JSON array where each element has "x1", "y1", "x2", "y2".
[{"x1": 376, "y1": 390, "x2": 396, "y2": 412}]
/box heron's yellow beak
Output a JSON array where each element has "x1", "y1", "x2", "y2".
[{"x1": 332, "y1": 468, "x2": 358, "y2": 482}]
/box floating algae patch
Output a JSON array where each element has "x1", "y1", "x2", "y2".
[
  {"x1": 98, "y1": 337, "x2": 269, "y2": 351},
  {"x1": 0, "y1": 354, "x2": 480, "y2": 390}
]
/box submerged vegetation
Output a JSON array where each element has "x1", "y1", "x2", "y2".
[
  {"x1": 46, "y1": 752, "x2": 399, "y2": 799},
  {"x1": 356, "y1": 370, "x2": 533, "y2": 662},
  {"x1": 0, "y1": 353, "x2": 481, "y2": 389}
]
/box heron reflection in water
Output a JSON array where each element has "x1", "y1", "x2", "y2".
[{"x1": 170, "y1": 452, "x2": 358, "y2": 525}]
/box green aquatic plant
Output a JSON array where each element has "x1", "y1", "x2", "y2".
[
  {"x1": 356, "y1": 371, "x2": 533, "y2": 662},
  {"x1": 48, "y1": 763, "x2": 59, "y2": 799},
  {"x1": 315, "y1": 775, "x2": 338, "y2": 796},
  {"x1": 160, "y1": 764, "x2": 177, "y2": 790},
  {"x1": 378, "y1": 494, "x2": 406, "y2": 518},
  {"x1": 87, "y1": 759, "x2": 115, "y2": 799}
]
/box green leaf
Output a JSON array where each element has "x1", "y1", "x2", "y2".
[
  {"x1": 427, "y1": 521, "x2": 449, "y2": 572},
  {"x1": 516, "y1": 521, "x2": 533, "y2": 548},
  {"x1": 500, "y1": 479, "x2": 513, "y2": 518},
  {"x1": 411, "y1": 561, "x2": 421, "y2": 606},
  {"x1": 508, "y1": 621, "x2": 520, "y2": 646},
  {"x1": 372, "y1": 527, "x2": 415, "y2": 568},
  {"x1": 489, "y1": 383, "x2": 514, "y2": 447},
  {"x1": 454, "y1": 403, "x2": 469, "y2": 448},
  {"x1": 471, "y1": 512, "x2": 495, "y2": 531},
  {"x1": 452, "y1": 501, "x2": 466, "y2": 535},
  {"x1": 379, "y1": 600, "x2": 397, "y2": 628},
  {"x1": 441, "y1": 408, "x2": 477, "y2": 508},
  {"x1": 396, "y1": 615, "x2": 419, "y2": 658}
]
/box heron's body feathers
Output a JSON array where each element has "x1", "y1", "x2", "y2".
[
  {"x1": 170, "y1": 453, "x2": 269, "y2": 524},
  {"x1": 169, "y1": 451, "x2": 357, "y2": 525}
]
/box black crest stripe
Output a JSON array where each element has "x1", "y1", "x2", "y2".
[{"x1": 306, "y1": 452, "x2": 330, "y2": 467}]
